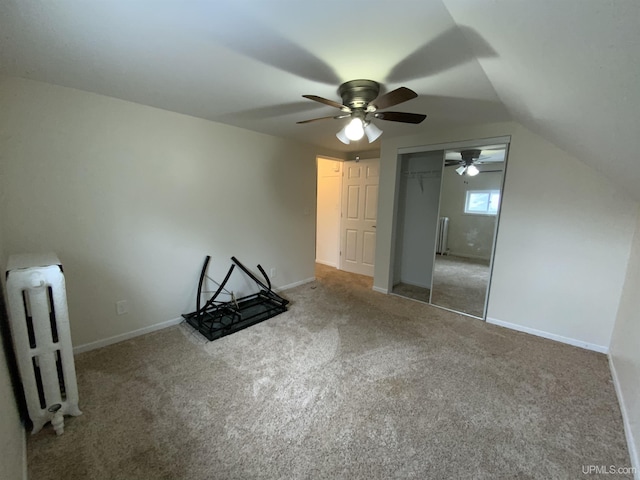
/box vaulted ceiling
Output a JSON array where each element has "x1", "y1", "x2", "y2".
[{"x1": 1, "y1": 0, "x2": 639, "y2": 197}]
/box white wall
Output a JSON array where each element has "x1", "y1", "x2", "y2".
[
  {"x1": 316, "y1": 158, "x2": 342, "y2": 268},
  {"x1": 0, "y1": 304, "x2": 25, "y2": 480},
  {"x1": 375, "y1": 121, "x2": 638, "y2": 351},
  {"x1": 0, "y1": 77, "x2": 341, "y2": 348},
  {"x1": 394, "y1": 151, "x2": 443, "y2": 288},
  {"x1": 610, "y1": 206, "x2": 640, "y2": 476},
  {"x1": 0, "y1": 156, "x2": 26, "y2": 478},
  {"x1": 439, "y1": 165, "x2": 502, "y2": 260}
]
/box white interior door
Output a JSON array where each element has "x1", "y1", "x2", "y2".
[{"x1": 340, "y1": 158, "x2": 379, "y2": 276}]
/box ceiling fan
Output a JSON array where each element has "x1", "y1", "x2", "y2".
[
  {"x1": 445, "y1": 149, "x2": 499, "y2": 176},
  {"x1": 297, "y1": 79, "x2": 426, "y2": 144}
]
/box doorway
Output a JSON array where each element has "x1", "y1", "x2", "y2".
[
  {"x1": 316, "y1": 158, "x2": 342, "y2": 268},
  {"x1": 316, "y1": 157, "x2": 380, "y2": 278}
]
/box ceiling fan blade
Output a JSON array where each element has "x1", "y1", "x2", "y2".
[
  {"x1": 374, "y1": 111, "x2": 426, "y2": 124},
  {"x1": 296, "y1": 114, "x2": 350, "y2": 124},
  {"x1": 370, "y1": 87, "x2": 417, "y2": 110},
  {"x1": 302, "y1": 95, "x2": 348, "y2": 110}
]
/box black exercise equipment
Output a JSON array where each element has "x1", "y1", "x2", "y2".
[{"x1": 182, "y1": 256, "x2": 289, "y2": 341}]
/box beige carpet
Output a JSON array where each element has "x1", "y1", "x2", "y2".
[
  {"x1": 27, "y1": 264, "x2": 632, "y2": 479},
  {"x1": 392, "y1": 282, "x2": 431, "y2": 304},
  {"x1": 391, "y1": 255, "x2": 490, "y2": 318},
  {"x1": 431, "y1": 255, "x2": 490, "y2": 317}
]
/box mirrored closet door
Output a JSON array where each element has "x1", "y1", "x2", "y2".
[{"x1": 392, "y1": 142, "x2": 508, "y2": 319}]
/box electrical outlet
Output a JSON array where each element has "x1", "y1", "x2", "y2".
[
  {"x1": 270, "y1": 268, "x2": 277, "y2": 279},
  {"x1": 115, "y1": 300, "x2": 128, "y2": 315}
]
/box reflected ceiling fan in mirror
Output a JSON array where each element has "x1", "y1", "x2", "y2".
[
  {"x1": 297, "y1": 79, "x2": 427, "y2": 144},
  {"x1": 445, "y1": 147, "x2": 506, "y2": 176},
  {"x1": 446, "y1": 149, "x2": 485, "y2": 176}
]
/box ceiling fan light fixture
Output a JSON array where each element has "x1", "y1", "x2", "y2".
[
  {"x1": 344, "y1": 117, "x2": 365, "y2": 141},
  {"x1": 336, "y1": 126, "x2": 350, "y2": 144},
  {"x1": 456, "y1": 165, "x2": 466, "y2": 175},
  {"x1": 466, "y1": 165, "x2": 480, "y2": 176},
  {"x1": 364, "y1": 122, "x2": 383, "y2": 143},
  {"x1": 299, "y1": 80, "x2": 426, "y2": 145}
]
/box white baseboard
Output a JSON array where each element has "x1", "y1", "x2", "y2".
[
  {"x1": 73, "y1": 316, "x2": 184, "y2": 354},
  {"x1": 73, "y1": 277, "x2": 316, "y2": 355},
  {"x1": 372, "y1": 286, "x2": 389, "y2": 294},
  {"x1": 486, "y1": 317, "x2": 609, "y2": 354},
  {"x1": 609, "y1": 355, "x2": 640, "y2": 479},
  {"x1": 275, "y1": 277, "x2": 315, "y2": 292},
  {"x1": 315, "y1": 260, "x2": 338, "y2": 268}
]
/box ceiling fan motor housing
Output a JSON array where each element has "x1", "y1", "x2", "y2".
[
  {"x1": 338, "y1": 79, "x2": 380, "y2": 110},
  {"x1": 460, "y1": 149, "x2": 482, "y2": 164}
]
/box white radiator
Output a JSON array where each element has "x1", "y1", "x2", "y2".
[
  {"x1": 436, "y1": 216, "x2": 449, "y2": 255},
  {"x1": 6, "y1": 253, "x2": 81, "y2": 435}
]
